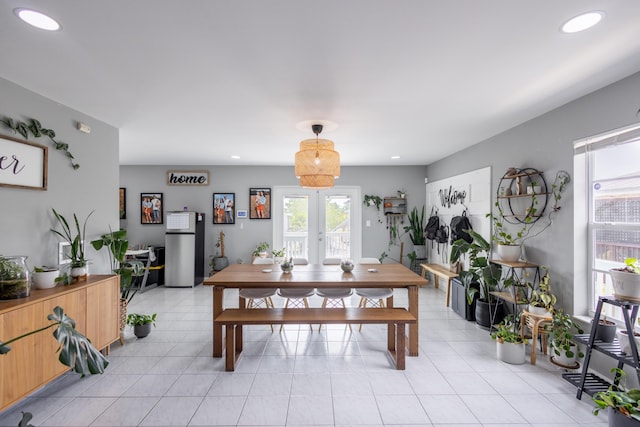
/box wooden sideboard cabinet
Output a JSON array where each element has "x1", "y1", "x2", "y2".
[{"x1": 0, "y1": 274, "x2": 119, "y2": 412}]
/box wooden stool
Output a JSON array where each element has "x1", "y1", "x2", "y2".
[
  {"x1": 520, "y1": 310, "x2": 552, "y2": 365},
  {"x1": 420, "y1": 263, "x2": 459, "y2": 307}
]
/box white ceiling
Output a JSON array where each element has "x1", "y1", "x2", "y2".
[{"x1": 2, "y1": 1, "x2": 640, "y2": 167}]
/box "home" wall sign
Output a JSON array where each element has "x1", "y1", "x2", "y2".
[{"x1": 166, "y1": 170, "x2": 210, "y2": 186}]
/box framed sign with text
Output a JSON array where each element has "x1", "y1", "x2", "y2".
[
  {"x1": 166, "y1": 170, "x2": 209, "y2": 186},
  {"x1": 0, "y1": 133, "x2": 47, "y2": 190}
]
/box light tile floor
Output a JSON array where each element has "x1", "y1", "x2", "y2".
[{"x1": 0, "y1": 283, "x2": 607, "y2": 426}]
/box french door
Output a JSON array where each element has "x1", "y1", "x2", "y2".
[{"x1": 273, "y1": 186, "x2": 361, "y2": 264}]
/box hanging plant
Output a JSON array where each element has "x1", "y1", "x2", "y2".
[
  {"x1": 363, "y1": 194, "x2": 383, "y2": 211},
  {"x1": 1, "y1": 116, "x2": 79, "y2": 169}
]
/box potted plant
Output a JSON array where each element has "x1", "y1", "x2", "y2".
[
  {"x1": 210, "y1": 231, "x2": 229, "y2": 273},
  {"x1": 280, "y1": 257, "x2": 294, "y2": 273},
  {"x1": 547, "y1": 309, "x2": 584, "y2": 367},
  {"x1": 0, "y1": 255, "x2": 30, "y2": 300},
  {"x1": 126, "y1": 313, "x2": 157, "y2": 338},
  {"x1": 489, "y1": 213, "x2": 524, "y2": 262},
  {"x1": 610, "y1": 258, "x2": 640, "y2": 302},
  {"x1": 91, "y1": 229, "x2": 144, "y2": 338},
  {"x1": 404, "y1": 205, "x2": 427, "y2": 259},
  {"x1": 450, "y1": 229, "x2": 505, "y2": 328},
  {"x1": 50, "y1": 208, "x2": 94, "y2": 281},
  {"x1": 593, "y1": 368, "x2": 640, "y2": 426},
  {"x1": 528, "y1": 271, "x2": 556, "y2": 316},
  {"x1": 594, "y1": 316, "x2": 618, "y2": 343},
  {"x1": 363, "y1": 194, "x2": 383, "y2": 211},
  {"x1": 492, "y1": 315, "x2": 527, "y2": 364},
  {"x1": 32, "y1": 266, "x2": 60, "y2": 289},
  {"x1": 252, "y1": 242, "x2": 269, "y2": 258},
  {"x1": 272, "y1": 247, "x2": 286, "y2": 264}
]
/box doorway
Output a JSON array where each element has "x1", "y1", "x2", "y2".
[{"x1": 273, "y1": 186, "x2": 361, "y2": 264}]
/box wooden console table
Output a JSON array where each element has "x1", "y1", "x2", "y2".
[{"x1": 0, "y1": 275, "x2": 119, "y2": 411}]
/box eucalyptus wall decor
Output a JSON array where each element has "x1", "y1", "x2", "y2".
[{"x1": 1, "y1": 116, "x2": 79, "y2": 169}]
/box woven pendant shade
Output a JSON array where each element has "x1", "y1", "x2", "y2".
[{"x1": 295, "y1": 138, "x2": 340, "y2": 189}]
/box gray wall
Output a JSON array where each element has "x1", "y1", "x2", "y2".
[
  {"x1": 425, "y1": 71, "x2": 640, "y2": 314},
  {"x1": 0, "y1": 77, "x2": 119, "y2": 273},
  {"x1": 119, "y1": 165, "x2": 427, "y2": 269}
]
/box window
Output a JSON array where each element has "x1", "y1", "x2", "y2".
[{"x1": 575, "y1": 123, "x2": 640, "y2": 320}]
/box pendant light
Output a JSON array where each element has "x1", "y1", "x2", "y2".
[{"x1": 295, "y1": 124, "x2": 340, "y2": 189}]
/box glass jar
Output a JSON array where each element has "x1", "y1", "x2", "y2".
[{"x1": 0, "y1": 255, "x2": 30, "y2": 300}]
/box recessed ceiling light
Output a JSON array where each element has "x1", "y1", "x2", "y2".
[
  {"x1": 561, "y1": 11, "x2": 603, "y2": 33},
  {"x1": 391, "y1": 156, "x2": 400, "y2": 160},
  {"x1": 14, "y1": 8, "x2": 61, "y2": 31},
  {"x1": 231, "y1": 155, "x2": 240, "y2": 159}
]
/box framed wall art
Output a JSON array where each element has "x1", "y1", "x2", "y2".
[
  {"x1": 0, "y1": 133, "x2": 48, "y2": 190},
  {"x1": 249, "y1": 187, "x2": 271, "y2": 219},
  {"x1": 119, "y1": 188, "x2": 126, "y2": 219},
  {"x1": 213, "y1": 193, "x2": 235, "y2": 224},
  {"x1": 141, "y1": 193, "x2": 163, "y2": 224}
]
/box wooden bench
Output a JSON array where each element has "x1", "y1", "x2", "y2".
[
  {"x1": 420, "y1": 263, "x2": 459, "y2": 307},
  {"x1": 215, "y1": 307, "x2": 417, "y2": 371}
]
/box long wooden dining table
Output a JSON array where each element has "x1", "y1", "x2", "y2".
[{"x1": 203, "y1": 262, "x2": 427, "y2": 358}]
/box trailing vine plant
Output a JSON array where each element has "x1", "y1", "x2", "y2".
[{"x1": 1, "y1": 116, "x2": 79, "y2": 169}]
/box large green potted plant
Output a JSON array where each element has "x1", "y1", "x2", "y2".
[
  {"x1": 450, "y1": 229, "x2": 505, "y2": 328},
  {"x1": 91, "y1": 229, "x2": 144, "y2": 338},
  {"x1": 404, "y1": 205, "x2": 426, "y2": 258},
  {"x1": 50, "y1": 209, "x2": 94, "y2": 281}
]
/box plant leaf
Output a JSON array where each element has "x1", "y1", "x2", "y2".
[{"x1": 48, "y1": 306, "x2": 109, "y2": 376}]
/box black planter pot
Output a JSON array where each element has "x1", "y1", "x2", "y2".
[
  {"x1": 475, "y1": 299, "x2": 505, "y2": 329},
  {"x1": 608, "y1": 408, "x2": 640, "y2": 427},
  {"x1": 451, "y1": 278, "x2": 479, "y2": 321},
  {"x1": 133, "y1": 323, "x2": 152, "y2": 338}
]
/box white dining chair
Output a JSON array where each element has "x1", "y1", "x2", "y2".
[
  {"x1": 316, "y1": 258, "x2": 353, "y2": 331},
  {"x1": 355, "y1": 258, "x2": 393, "y2": 331},
  {"x1": 239, "y1": 258, "x2": 277, "y2": 331},
  {"x1": 277, "y1": 257, "x2": 314, "y2": 331}
]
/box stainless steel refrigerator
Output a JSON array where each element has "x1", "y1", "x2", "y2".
[{"x1": 165, "y1": 211, "x2": 205, "y2": 287}]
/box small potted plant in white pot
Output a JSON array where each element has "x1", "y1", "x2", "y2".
[
  {"x1": 610, "y1": 258, "x2": 640, "y2": 302},
  {"x1": 126, "y1": 313, "x2": 157, "y2": 338},
  {"x1": 492, "y1": 315, "x2": 527, "y2": 365},
  {"x1": 252, "y1": 242, "x2": 270, "y2": 259},
  {"x1": 547, "y1": 309, "x2": 584, "y2": 368},
  {"x1": 528, "y1": 272, "x2": 556, "y2": 317},
  {"x1": 272, "y1": 247, "x2": 286, "y2": 264},
  {"x1": 32, "y1": 266, "x2": 60, "y2": 289}
]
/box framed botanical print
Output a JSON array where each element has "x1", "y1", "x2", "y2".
[
  {"x1": 213, "y1": 193, "x2": 235, "y2": 224},
  {"x1": 141, "y1": 193, "x2": 163, "y2": 224},
  {"x1": 249, "y1": 187, "x2": 271, "y2": 219}
]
